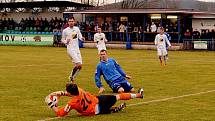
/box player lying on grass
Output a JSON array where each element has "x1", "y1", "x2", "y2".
[
  {"x1": 95, "y1": 49, "x2": 135, "y2": 93},
  {"x1": 45, "y1": 83, "x2": 144, "y2": 117}
]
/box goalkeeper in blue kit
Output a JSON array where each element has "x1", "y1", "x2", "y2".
[{"x1": 95, "y1": 50, "x2": 135, "y2": 93}]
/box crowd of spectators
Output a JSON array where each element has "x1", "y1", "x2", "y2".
[
  {"x1": 183, "y1": 28, "x2": 215, "y2": 41},
  {"x1": 2, "y1": 17, "x2": 214, "y2": 42},
  {"x1": 78, "y1": 21, "x2": 179, "y2": 42},
  {"x1": 0, "y1": 17, "x2": 66, "y2": 33},
  {"x1": 0, "y1": 17, "x2": 179, "y2": 41}
]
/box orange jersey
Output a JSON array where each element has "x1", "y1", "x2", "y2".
[{"x1": 56, "y1": 88, "x2": 99, "y2": 116}]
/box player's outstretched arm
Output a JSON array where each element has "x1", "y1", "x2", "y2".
[
  {"x1": 98, "y1": 87, "x2": 105, "y2": 94},
  {"x1": 125, "y1": 75, "x2": 132, "y2": 79},
  {"x1": 50, "y1": 91, "x2": 68, "y2": 97}
]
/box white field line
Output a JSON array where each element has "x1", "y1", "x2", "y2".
[
  {"x1": 38, "y1": 89, "x2": 215, "y2": 121},
  {"x1": 37, "y1": 117, "x2": 62, "y2": 121},
  {"x1": 127, "y1": 89, "x2": 215, "y2": 107},
  {"x1": 0, "y1": 64, "x2": 64, "y2": 68}
]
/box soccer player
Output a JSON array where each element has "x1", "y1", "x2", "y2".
[
  {"x1": 45, "y1": 83, "x2": 144, "y2": 117},
  {"x1": 95, "y1": 50, "x2": 135, "y2": 93},
  {"x1": 164, "y1": 31, "x2": 171, "y2": 59},
  {"x1": 94, "y1": 27, "x2": 108, "y2": 53},
  {"x1": 61, "y1": 16, "x2": 85, "y2": 83},
  {"x1": 154, "y1": 27, "x2": 171, "y2": 66}
]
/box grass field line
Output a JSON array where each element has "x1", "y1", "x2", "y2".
[
  {"x1": 37, "y1": 117, "x2": 62, "y2": 121},
  {"x1": 127, "y1": 89, "x2": 215, "y2": 107},
  {"x1": 38, "y1": 89, "x2": 215, "y2": 121},
  {"x1": 0, "y1": 64, "x2": 64, "y2": 68}
]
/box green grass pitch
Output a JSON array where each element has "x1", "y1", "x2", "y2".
[{"x1": 0, "y1": 46, "x2": 215, "y2": 121}]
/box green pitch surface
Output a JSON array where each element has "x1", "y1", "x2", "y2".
[{"x1": 0, "y1": 46, "x2": 215, "y2": 121}]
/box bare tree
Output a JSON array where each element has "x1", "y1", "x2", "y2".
[
  {"x1": 121, "y1": 0, "x2": 147, "y2": 9},
  {"x1": 96, "y1": 0, "x2": 99, "y2": 6}
]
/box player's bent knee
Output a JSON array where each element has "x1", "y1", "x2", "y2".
[
  {"x1": 75, "y1": 63, "x2": 82, "y2": 69},
  {"x1": 118, "y1": 87, "x2": 124, "y2": 93},
  {"x1": 77, "y1": 65, "x2": 82, "y2": 69},
  {"x1": 130, "y1": 88, "x2": 135, "y2": 93}
]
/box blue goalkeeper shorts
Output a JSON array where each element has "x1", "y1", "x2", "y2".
[{"x1": 111, "y1": 78, "x2": 133, "y2": 93}]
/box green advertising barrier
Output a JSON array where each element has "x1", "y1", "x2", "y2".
[{"x1": 0, "y1": 33, "x2": 53, "y2": 46}]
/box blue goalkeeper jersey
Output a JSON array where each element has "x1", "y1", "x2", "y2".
[{"x1": 95, "y1": 58, "x2": 127, "y2": 88}]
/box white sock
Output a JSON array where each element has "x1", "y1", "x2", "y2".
[{"x1": 130, "y1": 94, "x2": 136, "y2": 99}]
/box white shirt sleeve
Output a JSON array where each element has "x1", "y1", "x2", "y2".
[
  {"x1": 94, "y1": 33, "x2": 97, "y2": 42},
  {"x1": 154, "y1": 35, "x2": 159, "y2": 45},
  {"x1": 61, "y1": 29, "x2": 67, "y2": 44},
  {"x1": 77, "y1": 27, "x2": 83, "y2": 41},
  {"x1": 102, "y1": 33, "x2": 108, "y2": 42}
]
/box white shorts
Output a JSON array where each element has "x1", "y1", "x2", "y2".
[
  {"x1": 157, "y1": 48, "x2": 167, "y2": 56},
  {"x1": 97, "y1": 45, "x2": 107, "y2": 54},
  {"x1": 67, "y1": 49, "x2": 82, "y2": 64}
]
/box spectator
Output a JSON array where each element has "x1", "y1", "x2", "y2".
[
  {"x1": 192, "y1": 29, "x2": 200, "y2": 40},
  {"x1": 146, "y1": 23, "x2": 150, "y2": 32},
  {"x1": 205, "y1": 29, "x2": 212, "y2": 40},
  {"x1": 200, "y1": 30, "x2": 207, "y2": 40},
  {"x1": 211, "y1": 29, "x2": 215, "y2": 40},
  {"x1": 150, "y1": 22, "x2": 157, "y2": 32},
  {"x1": 118, "y1": 23, "x2": 126, "y2": 41},
  {"x1": 184, "y1": 29, "x2": 191, "y2": 40},
  {"x1": 157, "y1": 24, "x2": 162, "y2": 33}
]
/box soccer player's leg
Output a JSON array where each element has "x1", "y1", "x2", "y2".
[
  {"x1": 70, "y1": 63, "x2": 82, "y2": 82},
  {"x1": 115, "y1": 90, "x2": 144, "y2": 101},
  {"x1": 97, "y1": 95, "x2": 117, "y2": 114},
  {"x1": 68, "y1": 51, "x2": 82, "y2": 82},
  {"x1": 112, "y1": 83, "x2": 123, "y2": 93},
  {"x1": 110, "y1": 102, "x2": 126, "y2": 113},
  {"x1": 163, "y1": 49, "x2": 168, "y2": 65},
  {"x1": 120, "y1": 81, "x2": 135, "y2": 93},
  {"x1": 157, "y1": 49, "x2": 163, "y2": 65}
]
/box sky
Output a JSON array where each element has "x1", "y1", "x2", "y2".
[
  {"x1": 1, "y1": 0, "x2": 214, "y2": 4},
  {"x1": 33, "y1": 0, "x2": 215, "y2": 4},
  {"x1": 198, "y1": 0, "x2": 215, "y2": 2}
]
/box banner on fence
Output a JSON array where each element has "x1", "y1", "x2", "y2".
[
  {"x1": 0, "y1": 33, "x2": 53, "y2": 46},
  {"x1": 194, "y1": 41, "x2": 207, "y2": 49}
]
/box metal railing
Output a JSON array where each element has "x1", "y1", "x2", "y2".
[{"x1": 183, "y1": 39, "x2": 215, "y2": 51}]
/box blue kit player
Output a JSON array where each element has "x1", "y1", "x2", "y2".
[
  {"x1": 95, "y1": 50, "x2": 135, "y2": 93},
  {"x1": 164, "y1": 31, "x2": 171, "y2": 59}
]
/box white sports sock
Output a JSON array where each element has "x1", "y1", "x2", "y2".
[{"x1": 130, "y1": 94, "x2": 136, "y2": 98}]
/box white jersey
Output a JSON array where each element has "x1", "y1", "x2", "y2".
[
  {"x1": 61, "y1": 26, "x2": 83, "y2": 64},
  {"x1": 94, "y1": 32, "x2": 107, "y2": 52},
  {"x1": 154, "y1": 34, "x2": 171, "y2": 56},
  {"x1": 61, "y1": 26, "x2": 83, "y2": 51}
]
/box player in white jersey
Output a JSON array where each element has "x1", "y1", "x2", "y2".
[
  {"x1": 94, "y1": 27, "x2": 108, "y2": 53},
  {"x1": 154, "y1": 27, "x2": 171, "y2": 66},
  {"x1": 61, "y1": 16, "x2": 84, "y2": 82}
]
